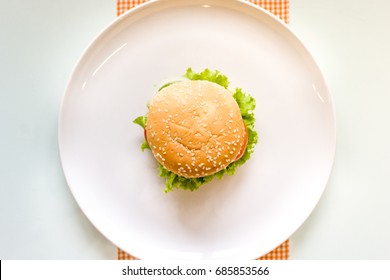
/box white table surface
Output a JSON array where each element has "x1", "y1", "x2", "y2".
[{"x1": 1, "y1": 0, "x2": 389, "y2": 260}]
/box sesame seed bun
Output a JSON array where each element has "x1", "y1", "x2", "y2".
[{"x1": 145, "y1": 80, "x2": 246, "y2": 178}]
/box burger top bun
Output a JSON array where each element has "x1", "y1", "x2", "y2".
[{"x1": 146, "y1": 80, "x2": 246, "y2": 178}]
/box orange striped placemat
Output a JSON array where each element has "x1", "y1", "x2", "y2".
[
  {"x1": 118, "y1": 240, "x2": 289, "y2": 260},
  {"x1": 116, "y1": 0, "x2": 290, "y2": 260},
  {"x1": 117, "y1": 0, "x2": 289, "y2": 23}
]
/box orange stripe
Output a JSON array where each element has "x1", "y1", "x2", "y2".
[{"x1": 115, "y1": 0, "x2": 290, "y2": 260}]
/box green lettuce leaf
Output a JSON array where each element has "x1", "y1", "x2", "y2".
[
  {"x1": 133, "y1": 115, "x2": 147, "y2": 128},
  {"x1": 133, "y1": 68, "x2": 258, "y2": 193},
  {"x1": 132, "y1": 116, "x2": 150, "y2": 151},
  {"x1": 183, "y1": 68, "x2": 229, "y2": 89}
]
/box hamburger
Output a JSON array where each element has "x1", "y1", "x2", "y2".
[{"x1": 134, "y1": 68, "x2": 258, "y2": 192}]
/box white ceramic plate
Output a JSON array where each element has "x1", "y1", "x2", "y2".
[{"x1": 59, "y1": 0, "x2": 336, "y2": 259}]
